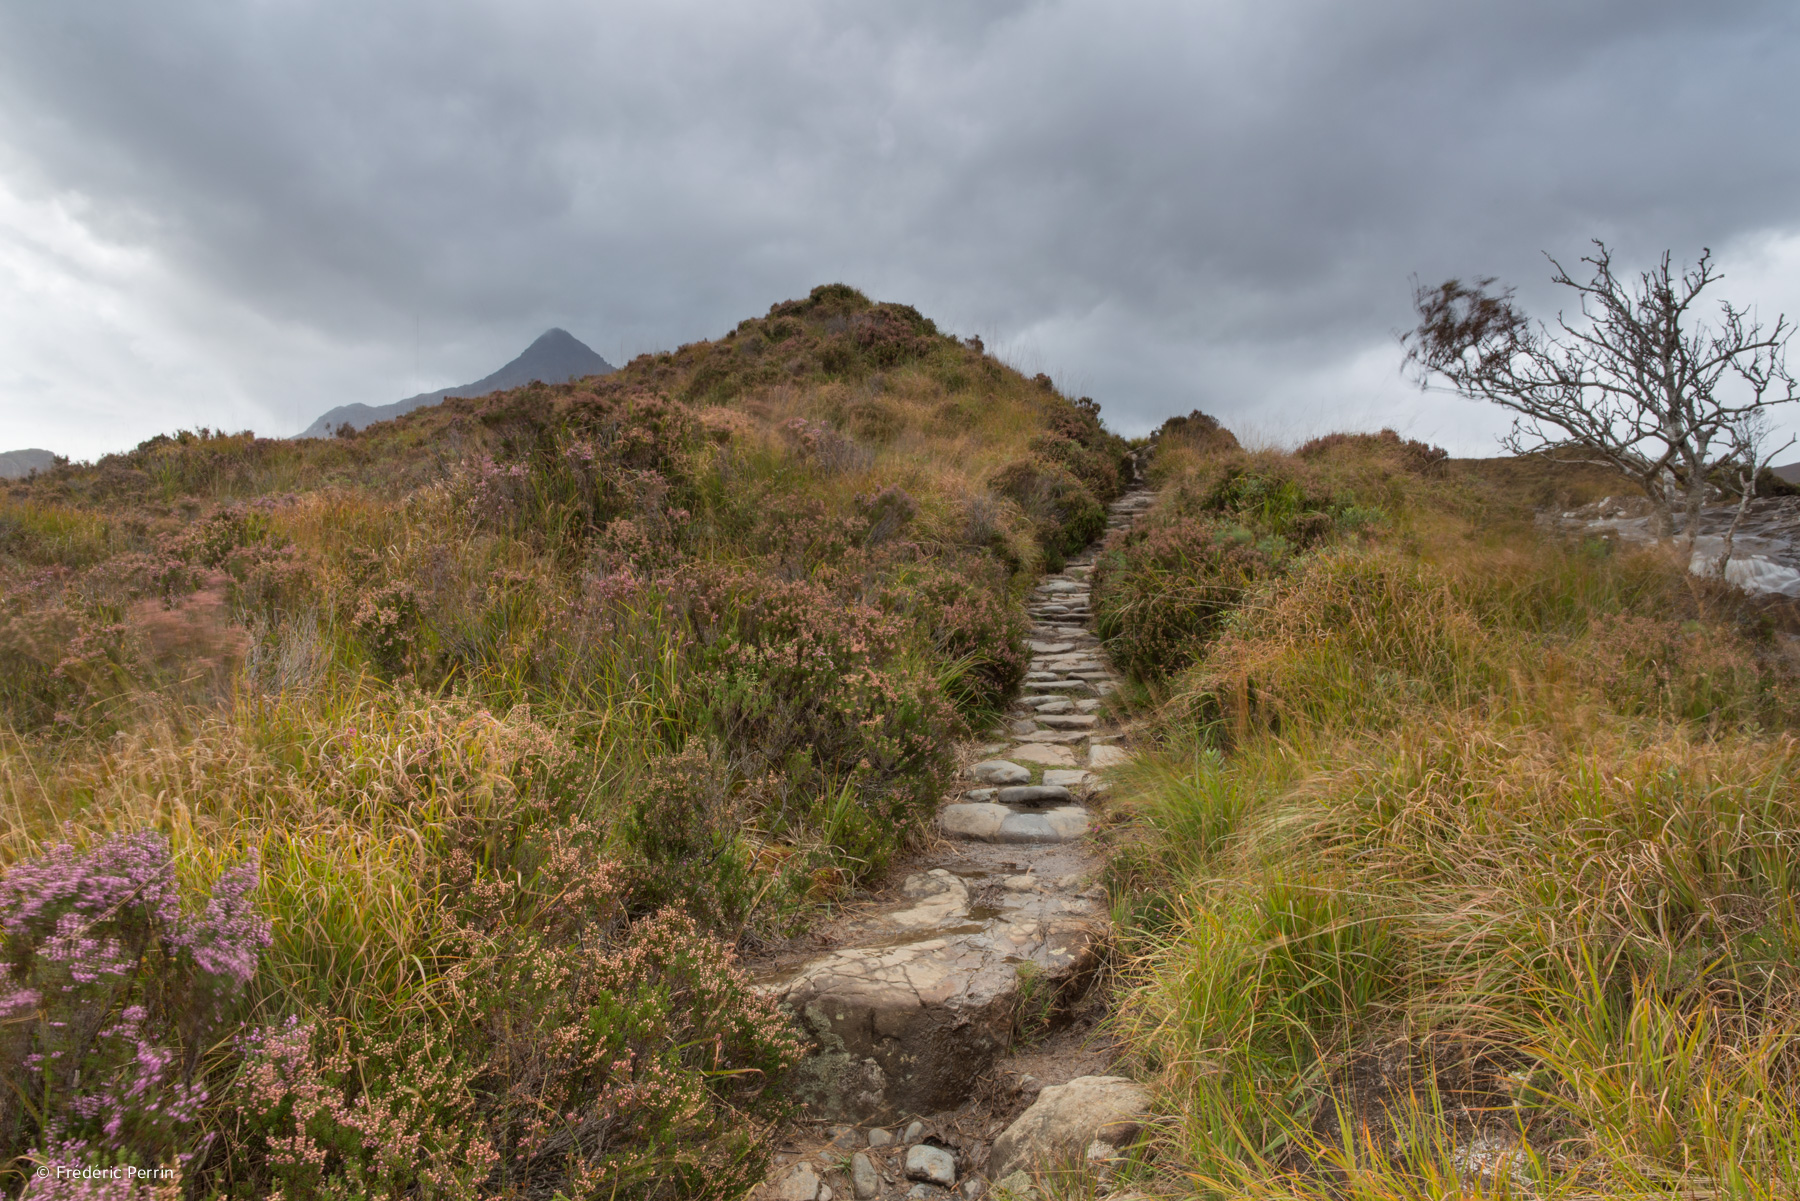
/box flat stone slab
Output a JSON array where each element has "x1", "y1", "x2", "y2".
[
  {"x1": 996, "y1": 784, "x2": 1073, "y2": 805},
  {"x1": 939, "y1": 802, "x2": 1009, "y2": 839},
  {"x1": 1025, "y1": 680, "x2": 1093, "y2": 694},
  {"x1": 1088, "y1": 744, "x2": 1133, "y2": 768},
  {"x1": 966, "y1": 759, "x2": 1030, "y2": 785},
  {"x1": 1043, "y1": 769, "x2": 1095, "y2": 791},
  {"x1": 1028, "y1": 641, "x2": 1074, "y2": 654},
  {"x1": 757, "y1": 870, "x2": 1106, "y2": 1121},
  {"x1": 1007, "y1": 744, "x2": 1077, "y2": 767},
  {"x1": 1013, "y1": 730, "x2": 1090, "y2": 744},
  {"x1": 1038, "y1": 714, "x2": 1099, "y2": 730},
  {"x1": 995, "y1": 807, "x2": 1089, "y2": 843}
]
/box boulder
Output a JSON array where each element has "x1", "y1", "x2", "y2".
[{"x1": 987, "y1": 1076, "x2": 1150, "y2": 1180}]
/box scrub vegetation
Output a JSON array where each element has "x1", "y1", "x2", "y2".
[
  {"x1": 0, "y1": 285, "x2": 1126, "y2": 1199},
  {"x1": 1099, "y1": 423, "x2": 1800, "y2": 1198}
]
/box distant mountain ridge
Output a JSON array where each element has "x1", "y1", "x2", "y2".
[
  {"x1": 0, "y1": 449, "x2": 58, "y2": 479},
  {"x1": 298, "y1": 328, "x2": 613, "y2": 438}
]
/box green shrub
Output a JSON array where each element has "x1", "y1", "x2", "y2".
[{"x1": 988, "y1": 458, "x2": 1105, "y2": 565}]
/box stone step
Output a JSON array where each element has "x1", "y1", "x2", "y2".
[
  {"x1": 938, "y1": 802, "x2": 1090, "y2": 843},
  {"x1": 754, "y1": 868, "x2": 1105, "y2": 1121}
]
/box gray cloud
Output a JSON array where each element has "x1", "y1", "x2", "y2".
[{"x1": 2, "y1": 0, "x2": 1797, "y2": 457}]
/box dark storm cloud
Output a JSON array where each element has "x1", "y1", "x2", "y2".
[{"x1": 1, "y1": 0, "x2": 1797, "y2": 455}]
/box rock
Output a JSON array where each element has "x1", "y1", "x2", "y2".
[
  {"x1": 1037, "y1": 714, "x2": 1098, "y2": 730},
  {"x1": 987, "y1": 1076, "x2": 1150, "y2": 1181},
  {"x1": 820, "y1": 1188, "x2": 834, "y2": 1201},
  {"x1": 1074, "y1": 699, "x2": 1102, "y2": 713},
  {"x1": 769, "y1": 1162, "x2": 822, "y2": 1201},
  {"x1": 867, "y1": 1128, "x2": 895, "y2": 1148},
  {"x1": 965, "y1": 788, "x2": 996, "y2": 802},
  {"x1": 961, "y1": 1181, "x2": 983, "y2": 1198},
  {"x1": 1009, "y1": 719, "x2": 1039, "y2": 736},
  {"x1": 1013, "y1": 730, "x2": 1091, "y2": 745},
  {"x1": 850, "y1": 1152, "x2": 881, "y2": 1200},
  {"x1": 996, "y1": 784, "x2": 1073, "y2": 806},
  {"x1": 905, "y1": 1145, "x2": 957, "y2": 1187},
  {"x1": 1028, "y1": 641, "x2": 1074, "y2": 654},
  {"x1": 993, "y1": 1169, "x2": 1036, "y2": 1199},
  {"x1": 830, "y1": 1125, "x2": 862, "y2": 1148},
  {"x1": 994, "y1": 807, "x2": 1088, "y2": 844},
  {"x1": 967, "y1": 760, "x2": 1031, "y2": 785},
  {"x1": 1041, "y1": 770, "x2": 1093, "y2": 790},
  {"x1": 938, "y1": 803, "x2": 1009, "y2": 840},
  {"x1": 1031, "y1": 698, "x2": 1073, "y2": 715},
  {"x1": 1006, "y1": 745, "x2": 1077, "y2": 767},
  {"x1": 903, "y1": 1120, "x2": 925, "y2": 1144},
  {"x1": 1024, "y1": 680, "x2": 1092, "y2": 694},
  {"x1": 905, "y1": 1188, "x2": 939, "y2": 1200},
  {"x1": 1087, "y1": 744, "x2": 1133, "y2": 769}
]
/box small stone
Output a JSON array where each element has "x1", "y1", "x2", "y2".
[
  {"x1": 996, "y1": 784, "x2": 1073, "y2": 806},
  {"x1": 965, "y1": 787, "x2": 996, "y2": 802},
  {"x1": 1088, "y1": 745, "x2": 1133, "y2": 769},
  {"x1": 1041, "y1": 770, "x2": 1093, "y2": 790},
  {"x1": 830, "y1": 1125, "x2": 861, "y2": 1149},
  {"x1": 1016, "y1": 1074, "x2": 1041, "y2": 1095},
  {"x1": 988, "y1": 1076, "x2": 1150, "y2": 1181},
  {"x1": 905, "y1": 1188, "x2": 938, "y2": 1200},
  {"x1": 1009, "y1": 720, "x2": 1039, "y2": 736},
  {"x1": 1075, "y1": 699, "x2": 1102, "y2": 713},
  {"x1": 961, "y1": 1181, "x2": 983, "y2": 1198},
  {"x1": 851, "y1": 1152, "x2": 881, "y2": 1200},
  {"x1": 903, "y1": 1120, "x2": 925, "y2": 1144},
  {"x1": 867, "y1": 1127, "x2": 895, "y2": 1148},
  {"x1": 770, "y1": 1162, "x2": 822, "y2": 1201},
  {"x1": 905, "y1": 1144, "x2": 957, "y2": 1187},
  {"x1": 966, "y1": 760, "x2": 1031, "y2": 785},
  {"x1": 820, "y1": 1187, "x2": 834, "y2": 1201},
  {"x1": 1031, "y1": 699, "x2": 1073, "y2": 715}
]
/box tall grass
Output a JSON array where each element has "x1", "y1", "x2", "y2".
[{"x1": 1107, "y1": 433, "x2": 1800, "y2": 1197}]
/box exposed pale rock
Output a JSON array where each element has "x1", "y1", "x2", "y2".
[
  {"x1": 1009, "y1": 719, "x2": 1039, "y2": 736},
  {"x1": 1037, "y1": 714, "x2": 1098, "y2": 730},
  {"x1": 1006, "y1": 744, "x2": 1077, "y2": 767},
  {"x1": 867, "y1": 1128, "x2": 895, "y2": 1148},
  {"x1": 993, "y1": 1170, "x2": 1036, "y2": 1199},
  {"x1": 1012, "y1": 730, "x2": 1091, "y2": 745},
  {"x1": 938, "y1": 803, "x2": 1008, "y2": 840},
  {"x1": 1028, "y1": 641, "x2": 1074, "y2": 654},
  {"x1": 904, "y1": 1120, "x2": 925, "y2": 1144},
  {"x1": 1024, "y1": 680, "x2": 1092, "y2": 693},
  {"x1": 1030, "y1": 698, "x2": 1073, "y2": 715},
  {"x1": 987, "y1": 1076, "x2": 1150, "y2": 1180},
  {"x1": 1041, "y1": 770, "x2": 1094, "y2": 790},
  {"x1": 905, "y1": 1145, "x2": 956, "y2": 1186},
  {"x1": 1088, "y1": 744, "x2": 1133, "y2": 769},
  {"x1": 967, "y1": 760, "x2": 1031, "y2": 785},
  {"x1": 850, "y1": 1153, "x2": 881, "y2": 1199},
  {"x1": 763, "y1": 872, "x2": 1105, "y2": 1119},
  {"x1": 768, "y1": 1162, "x2": 822, "y2": 1201}
]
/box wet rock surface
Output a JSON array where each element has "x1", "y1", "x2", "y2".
[
  {"x1": 1560, "y1": 493, "x2": 1800, "y2": 596},
  {"x1": 750, "y1": 486, "x2": 1156, "y2": 1198}
]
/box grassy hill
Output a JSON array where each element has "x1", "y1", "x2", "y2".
[
  {"x1": 1095, "y1": 426, "x2": 1800, "y2": 1197},
  {"x1": 0, "y1": 285, "x2": 1125, "y2": 1197}
]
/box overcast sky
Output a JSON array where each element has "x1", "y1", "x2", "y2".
[{"x1": 3, "y1": 1, "x2": 1798, "y2": 461}]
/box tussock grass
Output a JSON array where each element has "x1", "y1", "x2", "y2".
[{"x1": 1106, "y1": 432, "x2": 1800, "y2": 1198}]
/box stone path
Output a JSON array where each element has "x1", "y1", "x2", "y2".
[{"x1": 751, "y1": 484, "x2": 1158, "y2": 1200}]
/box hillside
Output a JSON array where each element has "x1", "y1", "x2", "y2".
[
  {"x1": 8, "y1": 289, "x2": 1800, "y2": 1198},
  {"x1": 0, "y1": 285, "x2": 1125, "y2": 1198},
  {"x1": 296, "y1": 327, "x2": 615, "y2": 438}
]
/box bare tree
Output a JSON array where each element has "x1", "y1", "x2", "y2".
[{"x1": 1404, "y1": 242, "x2": 1800, "y2": 542}]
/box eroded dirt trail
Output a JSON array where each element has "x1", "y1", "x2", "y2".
[{"x1": 752, "y1": 486, "x2": 1157, "y2": 1200}]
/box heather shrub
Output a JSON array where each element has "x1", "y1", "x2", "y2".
[
  {"x1": 1090, "y1": 517, "x2": 1277, "y2": 682},
  {"x1": 0, "y1": 833, "x2": 269, "y2": 1192},
  {"x1": 668, "y1": 564, "x2": 959, "y2": 870},
  {"x1": 875, "y1": 560, "x2": 1029, "y2": 718},
  {"x1": 217, "y1": 833, "x2": 801, "y2": 1200},
  {"x1": 988, "y1": 458, "x2": 1105, "y2": 566}
]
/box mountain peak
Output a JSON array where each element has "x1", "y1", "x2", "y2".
[{"x1": 298, "y1": 329, "x2": 614, "y2": 438}]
